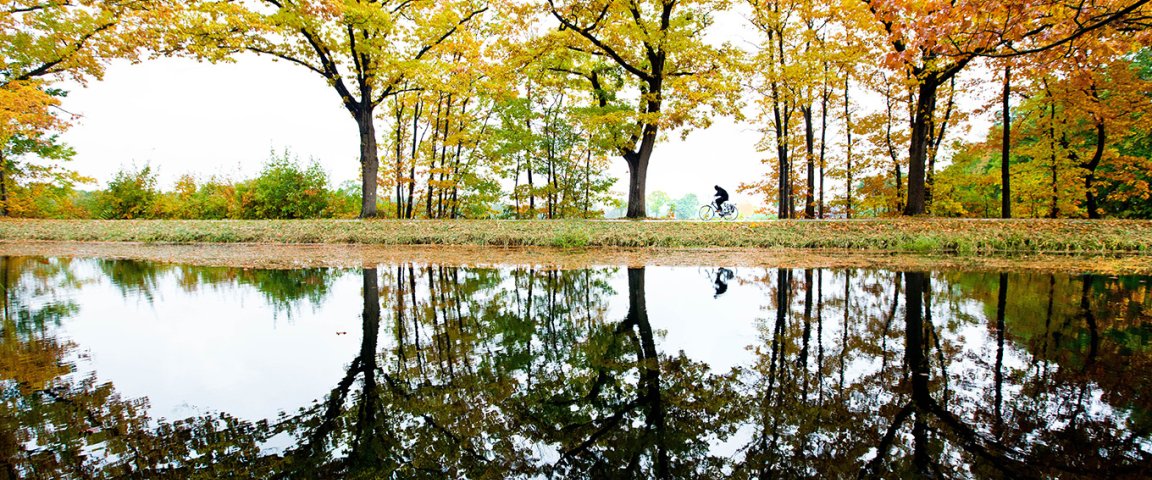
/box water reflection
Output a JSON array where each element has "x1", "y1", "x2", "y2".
[
  {"x1": 712, "y1": 267, "x2": 734, "y2": 298},
  {"x1": 1, "y1": 256, "x2": 1150, "y2": 478}
]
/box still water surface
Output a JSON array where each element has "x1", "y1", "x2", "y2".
[{"x1": 1, "y1": 256, "x2": 1150, "y2": 478}]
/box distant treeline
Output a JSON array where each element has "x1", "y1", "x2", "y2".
[
  {"x1": 1, "y1": 148, "x2": 624, "y2": 220},
  {"x1": 3, "y1": 151, "x2": 359, "y2": 220}
]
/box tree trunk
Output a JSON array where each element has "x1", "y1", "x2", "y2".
[
  {"x1": 526, "y1": 158, "x2": 536, "y2": 218},
  {"x1": 584, "y1": 147, "x2": 592, "y2": 218},
  {"x1": 406, "y1": 100, "x2": 421, "y2": 219},
  {"x1": 885, "y1": 89, "x2": 903, "y2": 214},
  {"x1": 818, "y1": 87, "x2": 829, "y2": 219},
  {"x1": 844, "y1": 77, "x2": 853, "y2": 219},
  {"x1": 904, "y1": 77, "x2": 939, "y2": 216},
  {"x1": 427, "y1": 95, "x2": 444, "y2": 219},
  {"x1": 927, "y1": 79, "x2": 955, "y2": 213},
  {"x1": 357, "y1": 107, "x2": 380, "y2": 218},
  {"x1": 1049, "y1": 101, "x2": 1060, "y2": 219},
  {"x1": 1084, "y1": 121, "x2": 1105, "y2": 219},
  {"x1": 394, "y1": 101, "x2": 406, "y2": 219},
  {"x1": 0, "y1": 155, "x2": 8, "y2": 217},
  {"x1": 774, "y1": 97, "x2": 790, "y2": 219},
  {"x1": 1001, "y1": 66, "x2": 1012, "y2": 219},
  {"x1": 513, "y1": 154, "x2": 521, "y2": 218},
  {"x1": 895, "y1": 165, "x2": 904, "y2": 214},
  {"x1": 625, "y1": 123, "x2": 657, "y2": 219},
  {"x1": 804, "y1": 105, "x2": 815, "y2": 219}
]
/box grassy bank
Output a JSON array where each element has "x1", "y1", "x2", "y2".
[
  {"x1": 2, "y1": 218, "x2": 1151, "y2": 254},
  {"x1": 5, "y1": 242, "x2": 1152, "y2": 274}
]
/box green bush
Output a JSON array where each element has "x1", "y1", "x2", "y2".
[
  {"x1": 164, "y1": 175, "x2": 239, "y2": 219},
  {"x1": 238, "y1": 152, "x2": 330, "y2": 219},
  {"x1": 98, "y1": 165, "x2": 160, "y2": 219},
  {"x1": 325, "y1": 180, "x2": 361, "y2": 219}
]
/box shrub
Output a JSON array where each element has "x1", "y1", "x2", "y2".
[
  {"x1": 325, "y1": 180, "x2": 361, "y2": 219},
  {"x1": 98, "y1": 165, "x2": 160, "y2": 219},
  {"x1": 237, "y1": 151, "x2": 330, "y2": 219},
  {"x1": 164, "y1": 175, "x2": 239, "y2": 219}
]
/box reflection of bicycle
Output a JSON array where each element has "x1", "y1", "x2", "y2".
[{"x1": 699, "y1": 202, "x2": 739, "y2": 221}]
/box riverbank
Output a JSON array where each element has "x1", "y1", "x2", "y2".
[
  {"x1": 2, "y1": 218, "x2": 1150, "y2": 253},
  {"x1": 3, "y1": 242, "x2": 1151, "y2": 274}
]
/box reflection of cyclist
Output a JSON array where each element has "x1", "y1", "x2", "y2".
[
  {"x1": 713, "y1": 185, "x2": 729, "y2": 211},
  {"x1": 713, "y1": 267, "x2": 734, "y2": 298}
]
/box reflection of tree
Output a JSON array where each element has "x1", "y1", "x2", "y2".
[
  {"x1": 3, "y1": 256, "x2": 1151, "y2": 478},
  {"x1": 0, "y1": 256, "x2": 279, "y2": 478},
  {"x1": 269, "y1": 266, "x2": 739, "y2": 478},
  {"x1": 97, "y1": 259, "x2": 340, "y2": 313},
  {"x1": 521, "y1": 268, "x2": 737, "y2": 479},
  {"x1": 735, "y1": 267, "x2": 1152, "y2": 478}
]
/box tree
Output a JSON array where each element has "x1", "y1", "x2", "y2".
[
  {"x1": 545, "y1": 0, "x2": 742, "y2": 218},
  {"x1": 2, "y1": 1, "x2": 170, "y2": 217},
  {"x1": 859, "y1": 0, "x2": 1152, "y2": 215},
  {"x1": 0, "y1": 132, "x2": 85, "y2": 218},
  {"x1": 183, "y1": 0, "x2": 490, "y2": 218}
]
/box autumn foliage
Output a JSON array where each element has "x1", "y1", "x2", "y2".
[{"x1": 1, "y1": 0, "x2": 1151, "y2": 220}]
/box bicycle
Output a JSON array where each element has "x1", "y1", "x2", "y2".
[{"x1": 698, "y1": 201, "x2": 739, "y2": 220}]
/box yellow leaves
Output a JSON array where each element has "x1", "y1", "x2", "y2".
[{"x1": 0, "y1": 80, "x2": 64, "y2": 142}]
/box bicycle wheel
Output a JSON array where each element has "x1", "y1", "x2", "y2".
[
  {"x1": 698, "y1": 205, "x2": 716, "y2": 220},
  {"x1": 722, "y1": 205, "x2": 739, "y2": 220}
]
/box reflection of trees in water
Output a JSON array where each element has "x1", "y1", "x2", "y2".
[
  {"x1": 736, "y1": 268, "x2": 1152, "y2": 479},
  {"x1": 272, "y1": 265, "x2": 736, "y2": 478},
  {"x1": 95, "y1": 259, "x2": 341, "y2": 313},
  {"x1": 2, "y1": 257, "x2": 1151, "y2": 478},
  {"x1": 1, "y1": 256, "x2": 281, "y2": 478}
]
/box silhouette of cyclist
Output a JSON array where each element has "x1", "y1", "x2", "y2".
[
  {"x1": 713, "y1": 185, "x2": 729, "y2": 212},
  {"x1": 713, "y1": 267, "x2": 733, "y2": 298}
]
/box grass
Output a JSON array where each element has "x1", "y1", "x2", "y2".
[{"x1": 1, "y1": 218, "x2": 1151, "y2": 254}]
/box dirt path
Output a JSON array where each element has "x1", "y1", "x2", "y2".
[{"x1": 3, "y1": 241, "x2": 1150, "y2": 274}]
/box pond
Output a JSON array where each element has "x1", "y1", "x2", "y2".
[{"x1": 1, "y1": 255, "x2": 1150, "y2": 478}]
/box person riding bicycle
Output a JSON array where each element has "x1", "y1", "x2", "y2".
[{"x1": 713, "y1": 185, "x2": 729, "y2": 212}]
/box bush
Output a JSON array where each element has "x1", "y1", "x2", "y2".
[
  {"x1": 98, "y1": 165, "x2": 160, "y2": 219},
  {"x1": 237, "y1": 152, "x2": 330, "y2": 219},
  {"x1": 325, "y1": 180, "x2": 361, "y2": 219},
  {"x1": 164, "y1": 175, "x2": 239, "y2": 219}
]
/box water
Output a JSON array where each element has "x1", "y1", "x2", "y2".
[{"x1": 1, "y1": 256, "x2": 1150, "y2": 478}]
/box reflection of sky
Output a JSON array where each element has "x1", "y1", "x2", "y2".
[
  {"x1": 60, "y1": 262, "x2": 363, "y2": 422},
  {"x1": 634, "y1": 267, "x2": 762, "y2": 374}
]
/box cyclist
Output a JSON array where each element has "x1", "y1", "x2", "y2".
[{"x1": 713, "y1": 185, "x2": 729, "y2": 212}]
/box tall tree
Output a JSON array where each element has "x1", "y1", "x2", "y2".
[
  {"x1": 1001, "y1": 66, "x2": 1012, "y2": 219},
  {"x1": 545, "y1": 0, "x2": 742, "y2": 218},
  {"x1": 859, "y1": 0, "x2": 1152, "y2": 215},
  {"x1": 183, "y1": 0, "x2": 490, "y2": 218}
]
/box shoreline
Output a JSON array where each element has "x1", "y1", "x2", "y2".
[
  {"x1": 2, "y1": 218, "x2": 1151, "y2": 254},
  {"x1": 3, "y1": 240, "x2": 1151, "y2": 274}
]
